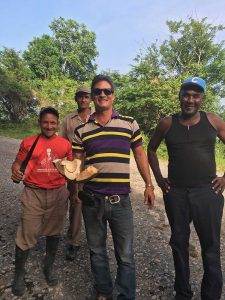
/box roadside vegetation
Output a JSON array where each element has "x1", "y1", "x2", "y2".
[
  {"x1": 1, "y1": 121, "x2": 225, "y2": 171},
  {"x1": 0, "y1": 119, "x2": 38, "y2": 139},
  {"x1": 1, "y1": 16, "x2": 225, "y2": 169}
]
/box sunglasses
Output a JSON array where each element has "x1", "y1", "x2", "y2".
[{"x1": 92, "y1": 88, "x2": 114, "y2": 96}]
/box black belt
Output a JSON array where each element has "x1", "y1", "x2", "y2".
[{"x1": 79, "y1": 190, "x2": 128, "y2": 222}]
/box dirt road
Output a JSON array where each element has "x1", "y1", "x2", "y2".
[{"x1": 0, "y1": 136, "x2": 224, "y2": 299}]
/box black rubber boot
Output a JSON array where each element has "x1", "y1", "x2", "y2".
[
  {"x1": 66, "y1": 244, "x2": 80, "y2": 261},
  {"x1": 12, "y1": 246, "x2": 29, "y2": 296},
  {"x1": 43, "y1": 236, "x2": 59, "y2": 286}
]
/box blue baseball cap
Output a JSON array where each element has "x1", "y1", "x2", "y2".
[{"x1": 181, "y1": 77, "x2": 206, "y2": 93}]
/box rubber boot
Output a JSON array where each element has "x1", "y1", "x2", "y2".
[
  {"x1": 43, "y1": 236, "x2": 59, "y2": 286},
  {"x1": 12, "y1": 245, "x2": 29, "y2": 296}
]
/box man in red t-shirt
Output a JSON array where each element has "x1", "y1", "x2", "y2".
[{"x1": 11, "y1": 107, "x2": 72, "y2": 297}]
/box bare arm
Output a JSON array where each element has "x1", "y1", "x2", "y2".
[
  {"x1": 133, "y1": 145, "x2": 155, "y2": 209},
  {"x1": 147, "y1": 117, "x2": 171, "y2": 194},
  {"x1": 207, "y1": 112, "x2": 225, "y2": 143},
  {"x1": 207, "y1": 113, "x2": 225, "y2": 193},
  {"x1": 73, "y1": 152, "x2": 84, "y2": 160}
]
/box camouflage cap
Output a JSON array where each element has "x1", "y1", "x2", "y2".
[{"x1": 75, "y1": 85, "x2": 91, "y2": 95}]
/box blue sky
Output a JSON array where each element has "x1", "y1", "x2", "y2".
[{"x1": 1, "y1": 0, "x2": 225, "y2": 74}]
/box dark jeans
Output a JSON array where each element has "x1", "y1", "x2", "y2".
[
  {"x1": 164, "y1": 185, "x2": 224, "y2": 300},
  {"x1": 82, "y1": 191, "x2": 135, "y2": 300}
]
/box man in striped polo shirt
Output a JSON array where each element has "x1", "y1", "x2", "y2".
[{"x1": 72, "y1": 74, "x2": 155, "y2": 300}]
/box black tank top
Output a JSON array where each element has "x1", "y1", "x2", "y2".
[{"x1": 165, "y1": 111, "x2": 217, "y2": 187}]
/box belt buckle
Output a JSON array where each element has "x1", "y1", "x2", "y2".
[{"x1": 108, "y1": 195, "x2": 120, "y2": 204}]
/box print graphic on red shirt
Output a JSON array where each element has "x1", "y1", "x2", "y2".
[
  {"x1": 39, "y1": 147, "x2": 58, "y2": 175},
  {"x1": 16, "y1": 134, "x2": 72, "y2": 189}
]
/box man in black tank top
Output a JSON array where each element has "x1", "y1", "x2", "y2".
[{"x1": 148, "y1": 77, "x2": 225, "y2": 300}]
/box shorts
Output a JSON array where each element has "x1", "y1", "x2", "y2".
[{"x1": 15, "y1": 185, "x2": 69, "y2": 250}]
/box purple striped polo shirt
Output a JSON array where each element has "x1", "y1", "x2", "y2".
[{"x1": 72, "y1": 110, "x2": 143, "y2": 195}]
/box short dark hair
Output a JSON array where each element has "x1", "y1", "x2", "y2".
[
  {"x1": 39, "y1": 106, "x2": 59, "y2": 120},
  {"x1": 91, "y1": 74, "x2": 115, "y2": 93}
]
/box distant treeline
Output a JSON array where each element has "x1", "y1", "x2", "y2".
[{"x1": 1, "y1": 16, "x2": 225, "y2": 135}]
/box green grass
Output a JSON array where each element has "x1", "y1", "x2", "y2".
[
  {"x1": 215, "y1": 141, "x2": 225, "y2": 173},
  {"x1": 0, "y1": 120, "x2": 39, "y2": 139}
]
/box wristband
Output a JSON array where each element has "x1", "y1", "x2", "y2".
[{"x1": 145, "y1": 183, "x2": 154, "y2": 190}]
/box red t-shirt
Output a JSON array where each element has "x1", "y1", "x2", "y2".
[{"x1": 16, "y1": 134, "x2": 72, "y2": 189}]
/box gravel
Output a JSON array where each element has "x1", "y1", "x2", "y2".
[{"x1": 0, "y1": 136, "x2": 225, "y2": 300}]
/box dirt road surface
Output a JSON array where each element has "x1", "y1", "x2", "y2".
[{"x1": 0, "y1": 136, "x2": 224, "y2": 299}]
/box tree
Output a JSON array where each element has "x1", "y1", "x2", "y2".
[
  {"x1": 50, "y1": 17, "x2": 98, "y2": 81},
  {"x1": 114, "y1": 17, "x2": 225, "y2": 134},
  {"x1": 32, "y1": 76, "x2": 79, "y2": 116},
  {"x1": 23, "y1": 35, "x2": 61, "y2": 80},
  {"x1": 0, "y1": 47, "x2": 32, "y2": 80},
  {"x1": 160, "y1": 17, "x2": 225, "y2": 96},
  {"x1": 130, "y1": 43, "x2": 162, "y2": 81},
  {"x1": 24, "y1": 17, "x2": 98, "y2": 81},
  {"x1": 0, "y1": 48, "x2": 36, "y2": 121}
]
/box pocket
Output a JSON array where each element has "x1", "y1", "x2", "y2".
[
  {"x1": 78, "y1": 190, "x2": 95, "y2": 206},
  {"x1": 120, "y1": 196, "x2": 132, "y2": 208},
  {"x1": 20, "y1": 187, "x2": 37, "y2": 209},
  {"x1": 19, "y1": 188, "x2": 26, "y2": 203},
  {"x1": 60, "y1": 186, "x2": 70, "y2": 202},
  {"x1": 56, "y1": 186, "x2": 69, "y2": 212},
  {"x1": 163, "y1": 191, "x2": 170, "y2": 202}
]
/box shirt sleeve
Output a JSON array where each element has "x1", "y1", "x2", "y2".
[
  {"x1": 59, "y1": 117, "x2": 67, "y2": 139},
  {"x1": 131, "y1": 120, "x2": 143, "y2": 149},
  {"x1": 72, "y1": 128, "x2": 85, "y2": 153},
  {"x1": 16, "y1": 140, "x2": 28, "y2": 162}
]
